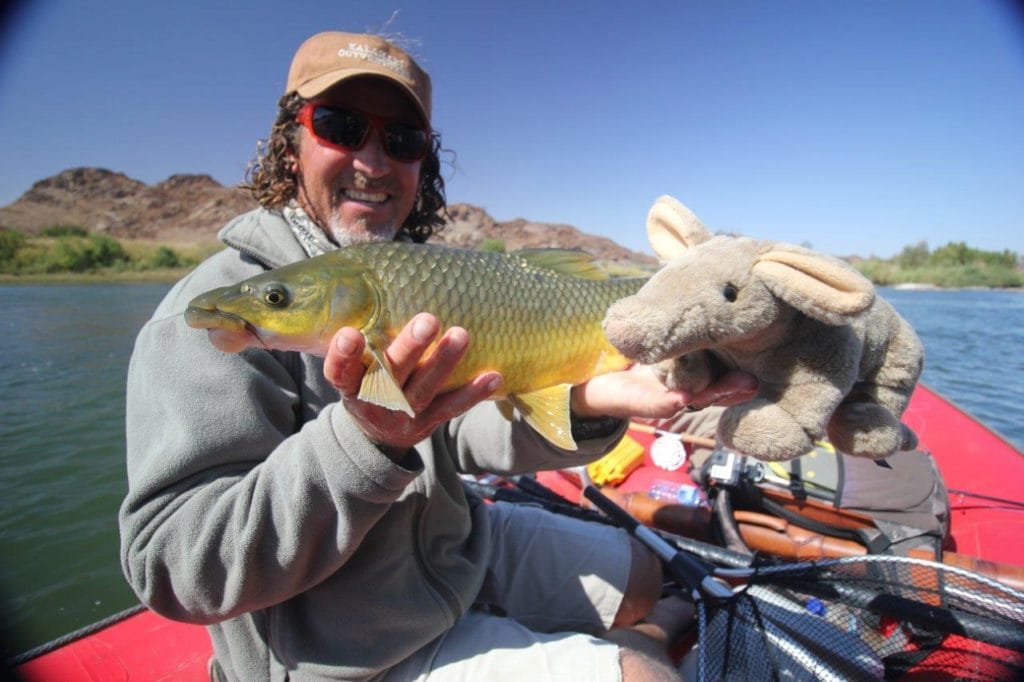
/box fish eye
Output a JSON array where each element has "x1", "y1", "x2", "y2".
[
  {"x1": 723, "y1": 284, "x2": 738, "y2": 302},
  {"x1": 263, "y1": 285, "x2": 289, "y2": 307}
]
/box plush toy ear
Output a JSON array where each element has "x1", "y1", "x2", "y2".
[
  {"x1": 646, "y1": 195, "x2": 713, "y2": 261},
  {"x1": 752, "y1": 245, "x2": 875, "y2": 325}
]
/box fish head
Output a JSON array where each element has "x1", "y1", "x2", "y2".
[{"x1": 185, "y1": 260, "x2": 376, "y2": 355}]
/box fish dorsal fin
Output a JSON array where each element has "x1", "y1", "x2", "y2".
[
  {"x1": 513, "y1": 248, "x2": 609, "y2": 280},
  {"x1": 359, "y1": 336, "x2": 415, "y2": 417},
  {"x1": 508, "y1": 384, "x2": 578, "y2": 451}
]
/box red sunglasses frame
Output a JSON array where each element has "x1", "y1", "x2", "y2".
[{"x1": 296, "y1": 103, "x2": 430, "y2": 162}]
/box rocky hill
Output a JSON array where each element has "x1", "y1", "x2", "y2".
[
  {"x1": 0, "y1": 167, "x2": 656, "y2": 266},
  {"x1": 437, "y1": 203, "x2": 655, "y2": 265},
  {"x1": 0, "y1": 168, "x2": 254, "y2": 242}
]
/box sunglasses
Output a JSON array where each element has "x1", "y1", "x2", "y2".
[{"x1": 296, "y1": 103, "x2": 431, "y2": 162}]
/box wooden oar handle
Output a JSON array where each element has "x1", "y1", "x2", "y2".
[
  {"x1": 597, "y1": 487, "x2": 712, "y2": 540},
  {"x1": 628, "y1": 422, "x2": 717, "y2": 449},
  {"x1": 735, "y1": 511, "x2": 867, "y2": 560}
]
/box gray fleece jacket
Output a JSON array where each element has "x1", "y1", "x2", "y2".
[{"x1": 118, "y1": 208, "x2": 624, "y2": 681}]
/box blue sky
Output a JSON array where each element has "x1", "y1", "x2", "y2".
[{"x1": 1, "y1": 0, "x2": 1022, "y2": 258}]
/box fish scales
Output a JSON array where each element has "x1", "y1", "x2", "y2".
[{"x1": 349, "y1": 243, "x2": 644, "y2": 396}]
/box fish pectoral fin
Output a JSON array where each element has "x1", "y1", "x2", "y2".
[
  {"x1": 359, "y1": 344, "x2": 415, "y2": 417},
  {"x1": 508, "y1": 385, "x2": 578, "y2": 451}
]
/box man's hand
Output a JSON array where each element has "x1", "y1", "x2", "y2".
[
  {"x1": 571, "y1": 364, "x2": 757, "y2": 420},
  {"x1": 683, "y1": 369, "x2": 759, "y2": 410},
  {"x1": 324, "y1": 313, "x2": 502, "y2": 454}
]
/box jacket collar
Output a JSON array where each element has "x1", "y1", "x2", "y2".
[{"x1": 217, "y1": 207, "x2": 309, "y2": 270}]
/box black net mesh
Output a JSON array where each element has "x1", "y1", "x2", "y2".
[{"x1": 681, "y1": 555, "x2": 1024, "y2": 681}]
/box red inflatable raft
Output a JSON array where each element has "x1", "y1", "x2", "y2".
[{"x1": 13, "y1": 384, "x2": 1024, "y2": 681}]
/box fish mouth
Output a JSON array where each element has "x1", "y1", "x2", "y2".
[
  {"x1": 184, "y1": 306, "x2": 246, "y2": 331},
  {"x1": 184, "y1": 306, "x2": 267, "y2": 352}
]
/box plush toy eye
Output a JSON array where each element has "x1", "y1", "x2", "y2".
[
  {"x1": 723, "y1": 284, "x2": 738, "y2": 302},
  {"x1": 263, "y1": 285, "x2": 289, "y2": 307}
]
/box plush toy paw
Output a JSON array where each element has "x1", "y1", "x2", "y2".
[
  {"x1": 719, "y1": 399, "x2": 818, "y2": 462},
  {"x1": 826, "y1": 402, "x2": 904, "y2": 459}
]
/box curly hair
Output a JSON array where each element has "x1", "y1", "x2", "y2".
[{"x1": 243, "y1": 92, "x2": 447, "y2": 243}]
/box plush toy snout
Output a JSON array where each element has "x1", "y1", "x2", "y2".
[{"x1": 603, "y1": 297, "x2": 679, "y2": 365}]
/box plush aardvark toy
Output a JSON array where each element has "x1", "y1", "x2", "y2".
[{"x1": 604, "y1": 195, "x2": 924, "y2": 462}]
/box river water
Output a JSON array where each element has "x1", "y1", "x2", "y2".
[{"x1": 0, "y1": 282, "x2": 1022, "y2": 654}]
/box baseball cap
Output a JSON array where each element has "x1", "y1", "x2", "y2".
[{"x1": 285, "y1": 31, "x2": 432, "y2": 123}]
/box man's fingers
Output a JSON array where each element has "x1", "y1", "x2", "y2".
[
  {"x1": 403, "y1": 327, "x2": 470, "y2": 411},
  {"x1": 325, "y1": 314, "x2": 500, "y2": 451},
  {"x1": 324, "y1": 327, "x2": 367, "y2": 396},
  {"x1": 571, "y1": 368, "x2": 687, "y2": 420},
  {"x1": 384, "y1": 313, "x2": 441, "y2": 384},
  {"x1": 418, "y1": 371, "x2": 503, "y2": 424},
  {"x1": 688, "y1": 370, "x2": 758, "y2": 409},
  {"x1": 344, "y1": 371, "x2": 503, "y2": 452}
]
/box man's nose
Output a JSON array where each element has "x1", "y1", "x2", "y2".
[{"x1": 350, "y1": 129, "x2": 391, "y2": 178}]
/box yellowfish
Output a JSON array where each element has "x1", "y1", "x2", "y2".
[{"x1": 185, "y1": 242, "x2": 647, "y2": 450}]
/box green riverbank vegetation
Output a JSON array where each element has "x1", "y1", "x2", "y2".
[
  {"x1": 854, "y1": 241, "x2": 1023, "y2": 289},
  {"x1": 1, "y1": 225, "x2": 1020, "y2": 288},
  {"x1": 0, "y1": 228, "x2": 653, "y2": 282},
  {"x1": 0, "y1": 226, "x2": 220, "y2": 282}
]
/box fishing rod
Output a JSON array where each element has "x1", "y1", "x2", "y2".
[{"x1": 947, "y1": 487, "x2": 1024, "y2": 509}]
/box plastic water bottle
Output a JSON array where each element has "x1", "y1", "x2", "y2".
[{"x1": 648, "y1": 479, "x2": 706, "y2": 507}]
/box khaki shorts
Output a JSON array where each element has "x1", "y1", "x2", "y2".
[{"x1": 382, "y1": 501, "x2": 631, "y2": 682}]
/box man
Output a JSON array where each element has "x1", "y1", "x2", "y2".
[{"x1": 119, "y1": 31, "x2": 755, "y2": 681}]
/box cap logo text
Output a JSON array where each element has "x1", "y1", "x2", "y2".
[{"x1": 337, "y1": 42, "x2": 411, "y2": 79}]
